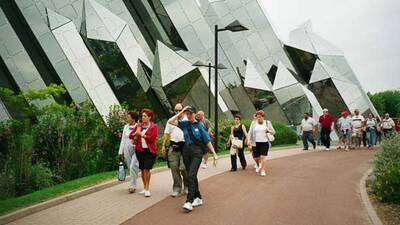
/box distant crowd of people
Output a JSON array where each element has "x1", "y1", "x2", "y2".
[
  {"x1": 117, "y1": 104, "x2": 398, "y2": 213},
  {"x1": 299, "y1": 108, "x2": 399, "y2": 151}
]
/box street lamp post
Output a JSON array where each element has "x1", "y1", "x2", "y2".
[
  {"x1": 213, "y1": 20, "x2": 248, "y2": 151},
  {"x1": 208, "y1": 62, "x2": 211, "y2": 118}
]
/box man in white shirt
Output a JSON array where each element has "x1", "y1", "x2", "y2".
[
  {"x1": 338, "y1": 111, "x2": 353, "y2": 150},
  {"x1": 300, "y1": 112, "x2": 317, "y2": 150},
  {"x1": 351, "y1": 109, "x2": 365, "y2": 148},
  {"x1": 381, "y1": 113, "x2": 395, "y2": 138},
  {"x1": 161, "y1": 103, "x2": 188, "y2": 197}
]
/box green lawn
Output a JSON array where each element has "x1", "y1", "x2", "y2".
[{"x1": 0, "y1": 143, "x2": 296, "y2": 216}]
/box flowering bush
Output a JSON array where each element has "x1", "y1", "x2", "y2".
[{"x1": 372, "y1": 133, "x2": 400, "y2": 203}]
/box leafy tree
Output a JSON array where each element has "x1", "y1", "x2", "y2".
[
  {"x1": 368, "y1": 90, "x2": 400, "y2": 117},
  {"x1": 0, "y1": 84, "x2": 67, "y2": 118}
]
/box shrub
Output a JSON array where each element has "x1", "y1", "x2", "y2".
[
  {"x1": 31, "y1": 103, "x2": 123, "y2": 182},
  {"x1": 372, "y1": 133, "x2": 400, "y2": 203},
  {"x1": 0, "y1": 121, "x2": 54, "y2": 199}
]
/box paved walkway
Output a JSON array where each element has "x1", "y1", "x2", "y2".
[
  {"x1": 123, "y1": 149, "x2": 375, "y2": 225},
  {"x1": 8, "y1": 147, "x2": 311, "y2": 225}
]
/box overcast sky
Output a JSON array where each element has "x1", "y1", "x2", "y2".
[{"x1": 261, "y1": 0, "x2": 400, "y2": 93}]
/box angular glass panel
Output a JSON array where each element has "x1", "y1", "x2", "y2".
[
  {"x1": 122, "y1": 0, "x2": 187, "y2": 52},
  {"x1": 244, "y1": 86, "x2": 287, "y2": 123},
  {"x1": 0, "y1": 55, "x2": 26, "y2": 119},
  {"x1": 284, "y1": 45, "x2": 318, "y2": 83},
  {"x1": 243, "y1": 58, "x2": 271, "y2": 91},
  {"x1": 50, "y1": 17, "x2": 119, "y2": 120},
  {"x1": 273, "y1": 61, "x2": 299, "y2": 90},
  {"x1": 84, "y1": 38, "x2": 168, "y2": 120},
  {"x1": 281, "y1": 95, "x2": 311, "y2": 125},
  {"x1": 1, "y1": 2, "x2": 72, "y2": 104},
  {"x1": 308, "y1": 78, "x2": 349, "y2": 119}
]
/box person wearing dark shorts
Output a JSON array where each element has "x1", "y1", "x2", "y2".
[
  {"x1": 136, "y1": 151, "x2": 156, "y2": 170},
  {"x1": 255, "y1": 142, "x2": 270, "y2": 156},
  {"x1": 130, "y1": 108, "x2": 158, "y2": 197},
  {"x1": 248, "y1": 110, "x2": 275, "y2": 177}
]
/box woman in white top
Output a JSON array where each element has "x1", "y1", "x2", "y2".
[
  {"x1": 118, "y1": 111, "x2": 139, "y2": 193},
  {"x1": 248, "y1": 110, "x2": 276, "y2": 176}
]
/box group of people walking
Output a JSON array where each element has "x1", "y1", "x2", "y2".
[
  {"x1": 117, "y1": 104, "x2": 276, "y2": 212},
  {"x1": 299, "y1": 108, "x2": 398, "y2": 151},
  {"x1": 118, "y1": 104, "x2": 397, "y2": 212}
]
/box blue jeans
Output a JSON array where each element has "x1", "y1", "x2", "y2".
[
  {"x1": 366, "y1": 128, "x2": 377, "y2": 147},
  {"x1": 301, "y1": 131, "x2": 316, "y2": 150}
]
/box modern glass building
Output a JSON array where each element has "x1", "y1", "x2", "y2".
[{"x1": 0, "y1": 0, "x2": 377, "y2": 124}]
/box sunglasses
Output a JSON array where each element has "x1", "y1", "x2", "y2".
[{"x1": 175, "y1": 109, "x2": 182, "y2": 112}]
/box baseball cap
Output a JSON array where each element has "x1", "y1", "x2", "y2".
[
  {"x1": 322, "y1": 108, "x2": 328, "y2": 112},
  {"x1": 185, "y1": 105, "x2": 198, "y2": 113}
]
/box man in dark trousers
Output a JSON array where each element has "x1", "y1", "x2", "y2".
[
  {"x1": 319, "y1": 108, "x2": 334, "y2": 151},
  {"x1": 167, "y1": 105, "x2": 218, "y2": 212}
]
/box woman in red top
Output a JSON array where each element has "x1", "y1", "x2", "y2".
[
  {"x1": 395, "y1": 120, "x2": 400, "y2": 132},
  {"x1": 129, "y1": 108, "x2": 158, "y2": 197}
]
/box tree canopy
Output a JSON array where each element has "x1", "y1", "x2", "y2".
[{"x1": 368, "y1": 90, "x2": 400, "y2": 118}]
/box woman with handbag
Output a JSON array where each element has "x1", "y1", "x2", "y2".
[
  {"x1": 226, "y1": 115, "x2": 248, "y2": 171},
  {"x1": 248, "y1": 110, "x2": 275, "y2": 177},
  {"x1": 118, "y1": 111, "x2": 139, "y2": 193}
]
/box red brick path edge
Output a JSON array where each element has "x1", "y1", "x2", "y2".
[{"x1": 359, "y1": 169, "x2": 383, "y2": 225}]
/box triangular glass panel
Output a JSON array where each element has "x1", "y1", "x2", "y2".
[
  {"x1": 155, "y1": 41, "x2": 194, "y2": 87},
  {"x1": 273, "y1": 61, "x2": 299, "y2": 90},
  {"x1": 243, "y1": 58, "x2": 271, "y2": 91},
  {"x1": 46, "y1": 8, "x2": 71, "y2": 30}
]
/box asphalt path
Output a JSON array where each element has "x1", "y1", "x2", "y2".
[{"x1": 122, "y1": 149, "x2": 374, "y2": 225}]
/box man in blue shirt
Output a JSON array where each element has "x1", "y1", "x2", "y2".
[{"x1": 168, "y1": 105, "x2": 218, "y2": 212}]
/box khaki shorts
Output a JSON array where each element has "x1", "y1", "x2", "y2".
[{"x1": 352, "y1": 128, "x2": 362, "y2": 138}]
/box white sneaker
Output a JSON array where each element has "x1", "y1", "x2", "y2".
[
  {"x1": 255, "y1": 166, "x2": 260, "y2": 173},
  {"x1": 138, "y1": 190, "x2": 146, "y2": 195},
  {"x1": 144, "y1": 190, "x2": 151, "y2": 197},
  {"x1": 171, "y1": 191, "x2": 180, "y2": 197},
  {"x1": 183, "y1": 202, "x2": 193, "y2": 211},
  {"x1": 325, "y1": 148, "x2": 330, "y2": 151},
  {"x1": 184, "y1": 188, "x2": 188, "y2": 194},
  {"x1": 202, "y1": 163, "x2": 208, "y2": 169},
  {"x1": 192, "y1": 198, "x2": 203, "y2": 207},
  {"x1": 260, "y1": 171, "x2": 266, "y2": 176}
]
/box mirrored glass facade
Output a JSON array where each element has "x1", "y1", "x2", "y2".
[
  {"x1": 285, "y1": 21, "x2": 378, "y2": 117},
  {"x1": 0, "y1": 0, "x2": 376, "y2": 124}
]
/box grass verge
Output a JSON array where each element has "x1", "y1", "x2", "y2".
[{"x1": 0, "y1": 143, "x2": 296, "y2": 216}]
